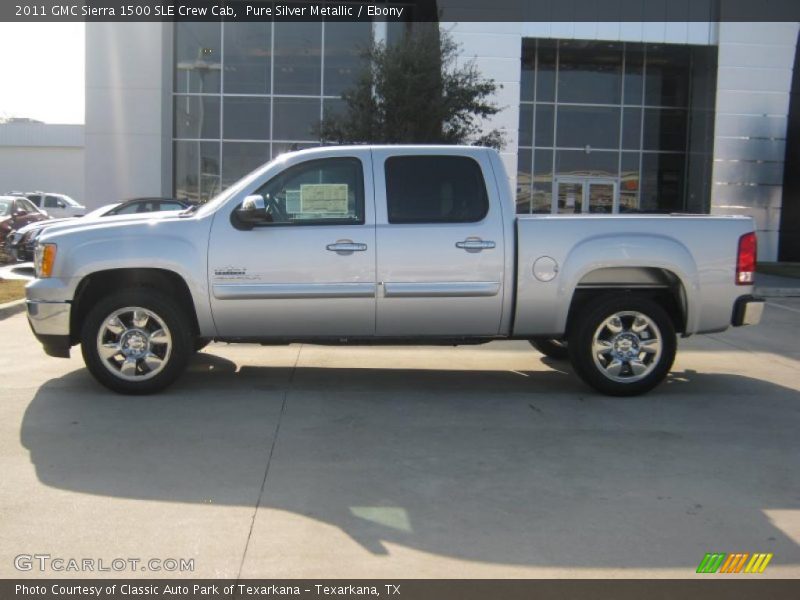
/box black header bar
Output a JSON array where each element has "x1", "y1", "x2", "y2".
[{"x1": 3, "y1": 0, "x2": 800, "y2": 22}]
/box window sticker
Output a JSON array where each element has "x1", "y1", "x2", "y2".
[{"x1": 300, "y1": 184, "x2": 349, "y2": 216}]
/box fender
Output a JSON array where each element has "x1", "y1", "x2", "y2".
[
  {"x1": 556, "y1": 233, "x2": 700, "y2": 335},
  {"x1": 43, "y1": 218, "x2": 216, "y2": 336}
]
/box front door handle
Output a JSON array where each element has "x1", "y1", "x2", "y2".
[
  {"x1": 456, "y1": 239, "x2": 496, "y2": 252},
  {"x1": 326, "y1": 241, "x2": 368, "y2": 253}
]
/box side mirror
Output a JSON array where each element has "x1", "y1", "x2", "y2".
[
  {"x1": 57, "y1": 200, "x2": 66, "y2": 208},
  {"x1": 13, "y1": 209, "x2": 28, "y2": 218},
  {"x1": 234, "y1": 194, "x2": 269, "y2": 227}
]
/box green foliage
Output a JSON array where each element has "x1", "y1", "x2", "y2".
[{"x1": 317, "y1": 28, "x2": 506, "y2": 149}]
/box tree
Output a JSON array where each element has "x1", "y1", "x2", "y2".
[{"x1": 317, "y1": 27, "x2": 506, "y2": 149}]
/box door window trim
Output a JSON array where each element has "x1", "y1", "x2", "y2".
[{"x1": 238, "y1": 156, "x2": 367, "y2": 228}]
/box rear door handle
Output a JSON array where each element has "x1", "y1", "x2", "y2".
[
  {"x1": 456, "y1": 239, "x2": 496, "y2": 251},
  {"x1": 326, "y1": 242, "x2": 368, "y2": 253}
]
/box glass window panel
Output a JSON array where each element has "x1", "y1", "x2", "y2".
[
  {"x1": 272, "y1": 97, "x2": 320, "y2": 141},
  {"x1": 223, "y1": 97, "x2": 270, "y2": 140},
  {"x1": 175, "y1": 22, "x2": 221, "y2": 93},
  {"x1": 273, "y1": 22, "x2": 322, "y2": 95},
  {"x1": 518, "y1": 104, "x2": 533, "y2": 147},
  {"x1": 536, "y1": 41, "x2": 556, "y2": 102},
  {"x1": 174, "y1": 95, "x2": 220, "y2": 139},
  {"x1": 516, "y1": 149, "x2": 532, "y2": 213},
  {"x1": 556, "y1": 150, "x2": 619, "y2": 178},
  {"x1": 643, "y1": 108, "x2": 687, "y2": 152},
  {"x1": 385, "y1": 156, "x2": 489, "y2": 224},
  {"x1": 622, "y1": 107, "x2": 642, "y2": 150},
  {"x1": 252, "y1": 157, "x2": 364, "y2": 225},
  {"x1": 520, "y1": 41, "x2": 535, "y2": 102},
  {"x1": 532, "y1": 183, "x2": 552, "y2": 213},
  {"x1": 174, "y1": 141, "x2": 220, "y2": 203},
  {"x1": 324, "y1": 22, "x2": 371, "y2": 96},
  {"x1": 534, "y1": 149, "x2": 554, "y2": 181},
  {"x1": 640, "y1": 153, "x2": 685, "y2": 213},
  {"x1": 557, "y1": 40, "x2": 622, "y2": 105},
  {"x1": 323, "y1": 98, "x2": 347, "y2": 121},
  {"x1": 620, "y1": 152, "x2": 640, "y2": 212},
  {"x1": 222, "y1": 142, "x2": 270, "y2": 188},
  {"x1": 645, "y1": 44, "x2": 691, "y2": 107},
  {"x1": 223, "y1": 22, "x2": 270, "y2": 94},
  {"x1": 272, "y1": 142, "x2": 320, "y2": 159},
  {"x1": 556, "y1": 106, "x2": 620, "y2": 149},
  {"x1": 533, "y1": 150, "x2": 554, "y2": 213},
  {"x1": 534, "y1": 103, "x2": 554, "y2": 147},
  {"x1": 624, "y1": 44, "x2": 644, "y2": 105}
]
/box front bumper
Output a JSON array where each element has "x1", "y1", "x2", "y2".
[
  {"x1": 732, "y1": 295, "x2": 765, "y2": 327},
  {"x1": 27, "y1": 299, "x2": 71, "y2": 357}
]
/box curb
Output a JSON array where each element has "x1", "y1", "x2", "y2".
[
  {"x1": 0, "y1": 298, "x2": 25, "y2": 320},
  {"x1": 755, "y1": 287, "x2": 800, "y2": 298}
]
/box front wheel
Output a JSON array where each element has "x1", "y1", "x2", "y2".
[
  {"x1": 80, "y1": 288, "x2": 193, "y2": 394},
  {"x1": 568, "y1": 294, "x2": 677, "y2": 396}
]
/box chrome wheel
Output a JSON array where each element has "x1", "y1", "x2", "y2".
[
  {"x1": 591, "y1": 311, "x2": 662, "y2": 383},
  {"x1": 96, "y1": 306, "x2": 172, "y2": 382}
]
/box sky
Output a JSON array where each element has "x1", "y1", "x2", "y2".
[{"x1": 0, "y1": 23, "x2": 85, "y2": 124}]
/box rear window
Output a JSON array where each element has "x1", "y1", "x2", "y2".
[{"x1": 385, "y1": 156, "x2": 489, "y2": 224}]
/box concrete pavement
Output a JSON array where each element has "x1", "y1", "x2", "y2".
[{"x1": 0, "y1": 301, "x2": 798, "y2": 578}]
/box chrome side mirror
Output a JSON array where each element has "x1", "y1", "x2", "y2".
[{"x1": 235, "y1": 194, "x2": 268, "y2": 226}]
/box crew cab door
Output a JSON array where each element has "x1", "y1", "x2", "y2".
[
  {"x1": 207, "y1": 153, "x2": 376, "y2": 338},
  {"x1": 372, "y1": 149, "x2": 506, "y2": 336}
]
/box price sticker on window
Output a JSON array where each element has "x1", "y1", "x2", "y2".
[{"x1": 300, "y1": 184, "x2": 349, "y2": 215}]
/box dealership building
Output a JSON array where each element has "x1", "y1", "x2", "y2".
[{"x1": 81, "y1": 17, "x2": 800, "y2": 260}]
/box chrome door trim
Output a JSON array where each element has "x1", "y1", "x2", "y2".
[
  {"x1": 383, "y1": 282, "x2": 501, "y2": 298},
  {"x1": 213, "y1": 283, "x2": 377, "y2": 300}
]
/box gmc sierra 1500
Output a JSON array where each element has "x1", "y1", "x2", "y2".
[{"x1": 26, "y1": 146, "x2": 763, "y2": 395}]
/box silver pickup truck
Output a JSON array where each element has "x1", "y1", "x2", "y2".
[{"x1": 26, "y1": 145, "x2": 763, "y2": 396}]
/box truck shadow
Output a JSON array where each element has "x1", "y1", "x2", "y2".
[{"x1": 20, "y1": 352, "x2": 800, "y2": 570}]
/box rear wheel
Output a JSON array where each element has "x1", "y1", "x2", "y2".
[
  {"x1": 529, "y1": 338, "x2": 569, "y2": 360},
  {"x1": 568, "y1": 294, "x2": 676, "y2": 396},
  {"x1": 80, "y1": 288, "x2": 193, "y2": 394}
]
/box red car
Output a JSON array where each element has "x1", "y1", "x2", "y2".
[{"x1": 0, "y1": 196, "x2": 49, "y2": 261}]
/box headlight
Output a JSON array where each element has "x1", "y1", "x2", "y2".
[{"x1": 34, "y1": 243, "x2": 57, "y2": 278}]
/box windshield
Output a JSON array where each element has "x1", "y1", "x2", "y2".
[
  {"x1": 61, "y1": 195, "x2": 81, "y2": 207},
  {"x1": 0, "y1": 199, "x2": 11, "y2": 216},
  {"x1": 85, "y1": 203, "x2": 120, "y2": 218}
]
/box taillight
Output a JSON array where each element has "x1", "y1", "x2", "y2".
[{"x1": 736, "y1": 232, "x2": 757, "y2": 285}]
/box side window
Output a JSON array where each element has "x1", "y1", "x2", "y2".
[
  {"x1": 27, "y1": 195, "x2": 41, "y2": 207},
  {"x1": 159, "y1": 202, "x2": 185, "y2": 211},
  {"x1": 251, "y1": 157, "x2": 364, "y2": 225},
  {"x1": 385, "y1": 156, "x2": 489, "y2": 224},
  {"x1": 44, "y1": 195, "x2": 60, "y2": 208}
]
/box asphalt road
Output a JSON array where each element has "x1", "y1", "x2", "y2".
[{"x1": 1, "y1": 300, "x2": 799, "y2": 578}]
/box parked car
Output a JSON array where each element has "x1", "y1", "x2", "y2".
[
  {"x1": 25, "y1": 146, "x2": 763, "y2": 396},
  {"x1": 7, "y1": 198, "x2": 188, "y2": 262},
  {"x1": 25, "y1": 192, "x2": 86, "y2": 218},
  {"x1": 0, "y1": 196, "x2": 49, "y2": 261}
]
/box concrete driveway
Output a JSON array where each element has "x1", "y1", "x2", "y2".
[{"x1": 1, "y1": 300, "x2": 799, "y2": 578}]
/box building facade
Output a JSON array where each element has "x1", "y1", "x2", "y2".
[{"x1": 84, "y1": 19, "x2": 799, "y2": 261}]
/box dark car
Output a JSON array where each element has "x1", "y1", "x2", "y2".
[
  {"x1": 7, "y1": 197, "x2": 188, "y2": 262},
  {"x1": 0, "y1": 196, "x2": 49, "y2": 262}
]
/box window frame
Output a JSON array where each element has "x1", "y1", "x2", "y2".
[
  {"x1": 242, "y1": 157, "x2": 366, "y2": 228},
  {"x1": 384, "y1": 155, "x2": 490, "y2": 225}
]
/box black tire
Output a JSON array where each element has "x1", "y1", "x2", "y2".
[
  {"x1": 193, "y1": 338, "x2": 211, "y2": 353},
  {"x1": 567, "y1": 294, "x2": 677, "y2": 396},
  {"x1": 529, "y1": 338, "x2": 570, "y2": 360},
  {"x1": 80, "y1": 288, "x2": 193, "y2": 394}
]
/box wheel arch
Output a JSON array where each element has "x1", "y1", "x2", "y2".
[{"x1": 70, "y1": 268, "x2": 200, "y2": 345}]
